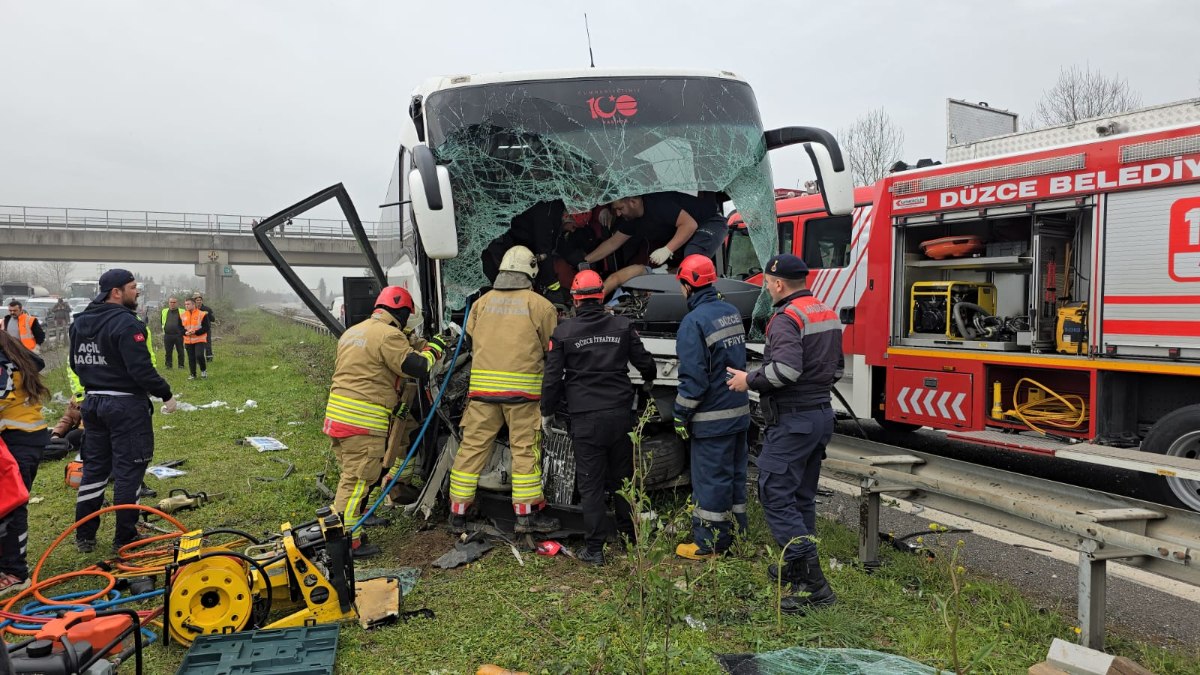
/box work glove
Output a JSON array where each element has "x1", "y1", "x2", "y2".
[
  {"x1": 541, "y1": 415, "x2": 555, "y2": 437},
  {"x1": 673, "y1": 417, "x2": 690, "y2": 441},
  {"x1": 162, "y1": 397, "x2": 178, "y2": 414},
  {"x1": 640, "y1": 381, "x2": 655, "y2": 396},
  {"x1": 649, "y1": 247, "x2": 674, "y2": 266},
  {"x1": 425, "y1": 333, "x2": 449, "y2": 359},
  {"x1": 393, "y1": 401, "x2": 410, "y2": 419},
  {"x1": 577, "y1": 261, "x2": 591, "y2": 272}
]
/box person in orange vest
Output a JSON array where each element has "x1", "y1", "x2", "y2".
[
  {"x1": 181, "y1": 298, "x2": 211, "y2": 380},
  {"x1": 4, "y1": 301, "x2": 45, "y2": 354}
]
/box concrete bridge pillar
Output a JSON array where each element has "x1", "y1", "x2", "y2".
[{"x1": 201, "y1": 263, "x2": 225, "y2": 300}]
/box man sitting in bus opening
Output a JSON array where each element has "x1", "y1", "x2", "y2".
[{"x1": 581, "y1": 191, "x2": 727, "y2": 296}]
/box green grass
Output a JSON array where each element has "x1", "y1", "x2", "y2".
[{"x1": 8, "y1": 310, "x2": 1198, "y2": 674}]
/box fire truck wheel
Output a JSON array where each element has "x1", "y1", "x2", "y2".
[{"x1": 1139, "y1": 404, "x2": 1200, "y2": 512}]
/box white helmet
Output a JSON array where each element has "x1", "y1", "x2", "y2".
[{"x1": 499, "y1": 245, "x2": 538, "y2": 279}]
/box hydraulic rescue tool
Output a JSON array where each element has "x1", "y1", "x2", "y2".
[{"x1": 163, "y1": 507, "x2": 401, "y2": 646}]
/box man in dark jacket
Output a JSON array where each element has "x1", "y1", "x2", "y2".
[
  {"x1": 541, "y1": 270, "x2": 656, "y2": 566},
  {"x1": 159, "y1": 297, "x2": 185, "y2": 369},
  {"x1": 672, "y1": 255, "x2": 751, "y2": 560},
  {"x1": 69, "y1": 269, "x2": 176, "y2": 554},
  {"x1": 726, "y1": 254, "x2": 843, "y2": 614}
]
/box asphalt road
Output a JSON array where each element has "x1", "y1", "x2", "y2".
[{"x1": 820, "y1": 421, "x2": 1200, "y2": 649}]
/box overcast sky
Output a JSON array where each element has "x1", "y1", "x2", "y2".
[{"x1": 3, "y1": 0, "x2": 1198, "y2": 292}]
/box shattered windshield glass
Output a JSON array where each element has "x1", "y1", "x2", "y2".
[{"x1": 424, "y1": 75, "x2": 779, "y2": 322}]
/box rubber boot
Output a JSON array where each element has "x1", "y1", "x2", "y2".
[
  {"x1": 780, "y1": 552, "x2": 836, "y2": 615},
  {"x1": 766, "y1": 559, "x2": 805, "y2": 589},
  {"x1": 514, "y1": 510, "x2": 560, "y2": 534},
  {"x1": 351, "y1": 534, "x2": 381, "y2": 559},
  {"x1": 447, "y1": 513, "x2": 467, "y2": 535}
]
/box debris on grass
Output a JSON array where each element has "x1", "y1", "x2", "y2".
[
  {"x1": 432, "y1": 540, "x2": 495, "y2": 569},
  {"x1": 239, "y1": 436, "x2": 288, "y2": 452},
  {"x1": 146, "y1": 465, "x2": 186, "y2": 479}
]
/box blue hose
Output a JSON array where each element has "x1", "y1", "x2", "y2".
[{"x1": 351, "y1": 300, "x2": 472, "y2": 534}]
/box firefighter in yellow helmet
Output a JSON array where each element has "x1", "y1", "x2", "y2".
[
  {"x1": 449, "y1": 245, "x2": 559, "y2": 533},
  {"x1": 323, "y1": 286, "x2": 447, "y2": 557}
]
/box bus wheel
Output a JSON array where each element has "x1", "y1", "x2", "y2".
[{"x1": 1139, "y1": 404, "x2": 1200, "y2": 512}]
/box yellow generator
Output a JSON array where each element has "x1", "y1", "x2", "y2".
[
  {"x1": 910, "y1": 281, "x2": 997, "y2": 339},
  {"x1": 1056, "y1": 302, "x2": 1088, "y2": 354}
]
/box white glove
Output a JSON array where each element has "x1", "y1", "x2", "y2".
[
  {"x1": 162, "y1": 397, "x2": 178, "y2": 414},
  {"x1": 541, "y1": 415, "x2": 554, "y2": 436},
  {"x1": 649, "y1": 246, "x2": 674, "y2": 266}
]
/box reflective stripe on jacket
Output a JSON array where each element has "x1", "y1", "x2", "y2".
[
  {"x1": 466, "y1": 288, "x2": 557, "y2": 403},
  {"x1": 16, "y1": 314, "x2": 37, "y2": 351},
  {"x1": 673, "y1": 286, "x2": 750, "y2": 438},
  {"x1": 325, "y1": 311, "x2": 420, "y2": 437},
  {"x1": 747, "y1": 289, "x2": 844, "y2": 408},
  {"x1": 0, "y1": 370, "x2": 48, "y2": 433},
  {"x1": 182, "y1": 309, "x2": 208, "y2": 345}
]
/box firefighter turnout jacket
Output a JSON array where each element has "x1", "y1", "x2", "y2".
[
  {"x1": 324, "y1": 311, "x2": 437, "y2": 438},
  {"x1": 0, "y1": 349, "x2": 48, "y2": 434},
  {"x1": 747, "y1": 289, "x2": 844, "y2": 407},
  {"x1": 674, "y1": 286, "x2": 750, "y2": 438},
  {"x1": 68, "y1": 302, "x2": 171, "y2": 401},
  {"x1": 542, "y1": 303, "x2": 656, "y2": 416},
  {"x1": 466, "y1": 288, "x2": 557, "y2": 403}
]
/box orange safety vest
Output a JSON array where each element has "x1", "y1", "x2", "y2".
[
  {"x1": 12, "y1": 314, "x2": 37, "y2": 351},
  {"x1": 182, "y1": 309, "x2": 208, "y2": 345}
]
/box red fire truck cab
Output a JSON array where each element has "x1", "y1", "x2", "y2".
[{"x1": 727, "y1": 123, "x2": 1200, "y2": 510}]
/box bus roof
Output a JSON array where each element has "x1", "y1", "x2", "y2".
[{"x1": 413, "y1": 67, "x2": 745, "y2": 97}]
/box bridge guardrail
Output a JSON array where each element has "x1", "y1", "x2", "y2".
[{"x1": 0, "y1": 205, "x2": 378, "y2": 239}]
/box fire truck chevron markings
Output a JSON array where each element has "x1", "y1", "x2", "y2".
[
  {"x1": 897, "y1": 386, "x2": 911, "y2": 413},
  {"x1": 937, "y1": 391, "x2": 951, "y2": 419},
  {"x1": 923, "y1": 389, "x2": 937, "y2": 417},
  {"x1": 951, "y1": 392, "x2": 966, "y2": 421},
  {"x1": 910, "y1": 387, "x2": 924, "y2": 415},
  {"x1": 896, "y1": 387, "x2": 968, "y2": 422}
]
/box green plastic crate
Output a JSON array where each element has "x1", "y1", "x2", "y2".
[{"x1": 175, "y1": 624, "x2": 339, "y2": 675}]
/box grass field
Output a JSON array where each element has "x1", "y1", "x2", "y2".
[{"x1": 7, "y1": 310, "x2": 1198, "y2": 674}]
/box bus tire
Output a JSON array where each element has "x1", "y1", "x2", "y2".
[{"x1": 1139, "y1": 404, "x2": 1200, "y2": 512}]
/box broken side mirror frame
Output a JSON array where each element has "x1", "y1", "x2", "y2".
[
  {"x1": 408, "y1": 144, "x2": 459, "y2": 260},
  {"x1": 764, "y1": 126, "x2": 855, "y2": 217}
]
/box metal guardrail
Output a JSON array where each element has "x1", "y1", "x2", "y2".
[
  {"x1": 261, "y1": 306, "x2": 334, "y2": 336},
  {"x1": 824, "y1": 434, "x2": 1200, "y2": 650},
  {"x1": 0, "y1": 205, "x2": 376, "y2": 239}
]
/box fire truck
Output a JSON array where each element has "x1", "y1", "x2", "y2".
[{"x1": 727, "y1": 112, "x2": 1200, "y2": 511}]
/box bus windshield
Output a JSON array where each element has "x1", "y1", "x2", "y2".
[{"x1": 423, "y1": 74, "x2": 779, "y2": 312}]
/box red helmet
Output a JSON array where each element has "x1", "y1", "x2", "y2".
[
  {"x1": 676, "y1": 255, "x2": 717, "y2": 288},
  {"x1": 374, "y1": 286, "x2": 414, "y2": 312},
  {"x1": 570, "y1": 270, "x2": 605, "y2": 303}
]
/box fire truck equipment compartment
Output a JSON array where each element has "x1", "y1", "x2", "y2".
[
  {"x1": 919, "y1": 235, "x2": 986, "y2": 259},
  {"x1": 909, "y1": 281, "x2": 997, "y2": 339},
  {"x1": 886, "y1": 369, "x2": 974, "y2": 429}
]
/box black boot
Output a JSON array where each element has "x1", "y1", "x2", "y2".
[
  {"x1": 779, "y1": 552, "x2": 836, "y2": 615},
  {"x1": 767, "y1": 559, "x2": 806, "y2": 590},
  {"x1": 447, "y1": 513, "x2": 467, "y2": 535}
]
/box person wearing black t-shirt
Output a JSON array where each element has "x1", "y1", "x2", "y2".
[{"x1": 582, "y1": 191, "x2": 727, "y2": 295}]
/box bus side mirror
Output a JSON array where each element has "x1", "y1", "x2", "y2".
[
  {"x1": 764, "y1": 126, "x2": 854, "y2": 217},
  {"x1": 408, "y1": 145, "x2": 459, "y2": 260},
  {"x1": 804, "y1": 143, "x2": 854, "y2": 217}
]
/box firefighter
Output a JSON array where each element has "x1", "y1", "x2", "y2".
[
  {"x1": 4, "y1": 301, "x2": 45, "y2": 354},
  {"x1": 70, "y1": 269, "x2": 177, "y2": 554},
  {"x1": 448, "y1": 245, "x2": 559, "y2": 534},
  {"x1": 323, "y1": 286, "x2": 447, "y2": 557},
  {"x1": 671, "y1": 255, "x2": 751, "y2": 560},
  {"x1": 541, "y1": 270, "x2": 657, "y2": 565},
  {"x1": 726, "y1": 253, "x2": 843, "y2": 614}
]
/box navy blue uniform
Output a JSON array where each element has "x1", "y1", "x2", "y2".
[
  {"x1": 749, "y1": 289, "x2": 843, "y2": 561},
  {"x1": 674, "y1": 286, "x2": 750, "y2": 552},
  {"x1": 69, "y1": 301, "x2": 171, "y2": 548},
  {"x1": 543, "y1": 303, "x2": 656, "y2": 554}
]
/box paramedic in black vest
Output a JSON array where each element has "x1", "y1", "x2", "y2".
[
  {"x1": 69, "y1": 269, "x2": 177, "y2": 554},
  {"x1": 726, "y1": 254, "x2": 843, "y2": 614},
  {"x1": 540, "y1": 270, "x2": 657, "y2": 566}
]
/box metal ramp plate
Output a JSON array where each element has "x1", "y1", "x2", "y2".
[{"x1": 946, "y1": 430, "x2": 1200, "y2": 480}]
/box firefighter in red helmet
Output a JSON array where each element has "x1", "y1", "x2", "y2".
[
  {"x1": 541, "y1": 270, "x2": 657, "y2": 565},
  {"x1": 323, "y1": 285, "x2": 447, "y2": 557}
]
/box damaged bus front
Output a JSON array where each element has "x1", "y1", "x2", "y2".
[{"x1": 255, "y1": 68, "x2": 852, "y2": 527}]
